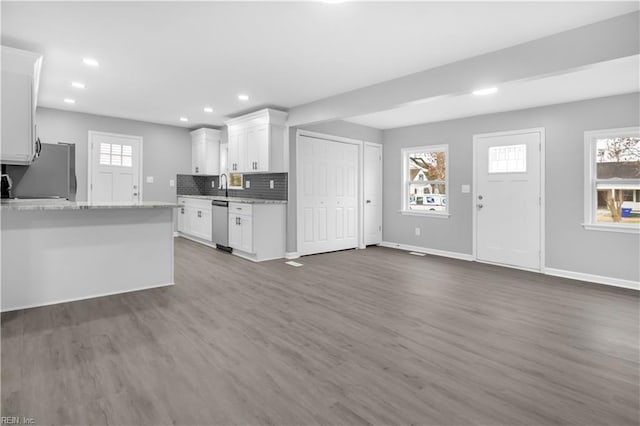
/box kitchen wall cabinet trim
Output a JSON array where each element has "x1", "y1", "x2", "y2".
[
  {"x1": 190, "y1": 128, "x2": 221, "y2": 175},
  {"x1": 1, "y1": 46, "x2": 43, "y2": 165},
  {"x1": 225, "y1": 109, "x2": 287, "y2": 174}
]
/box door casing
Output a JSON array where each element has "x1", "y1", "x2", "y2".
[{"x1": 472, "y1": 127, "x2": 546, "y2": 273}]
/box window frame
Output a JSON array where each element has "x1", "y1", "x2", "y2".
[
  {"x1": 400, "y1": 144, "x2": 450, "y2": 218},
  {"x1": 583, "y1": 127, "x2": 640, "y2": 234}
]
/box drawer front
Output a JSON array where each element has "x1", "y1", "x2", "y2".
[
  {"x1": 229, "y1": 202, "x2": 253, "y2": 216},
  {"x1": 180, "y1": 197, "x2": 212, "y2": 210}
]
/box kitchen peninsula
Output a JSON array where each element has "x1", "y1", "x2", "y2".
[{"x1": 1, "y1": 199, "x2": 177, "y2": 311}]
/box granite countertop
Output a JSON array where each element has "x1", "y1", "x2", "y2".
[
  {"x1": 1, "y1": 199, "x2": 179, "y2": 211},
  {"x1": 177, "y1": 195, "x2": 287, "y2": 204}
]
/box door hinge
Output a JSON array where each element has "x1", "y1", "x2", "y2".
[{"x1": 379, "y1": 225, "x2": 382, "y2": 231}]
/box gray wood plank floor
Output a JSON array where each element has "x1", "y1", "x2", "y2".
[{"x1": 2, "y1": 238, "x2": 639, "y2": 425}]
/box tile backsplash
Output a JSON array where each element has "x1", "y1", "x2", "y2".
[{"x1": 177, "y1": 173, "x2": 287, "y2": 200}]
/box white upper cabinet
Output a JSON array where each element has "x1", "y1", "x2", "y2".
[
  {"x1": 225, "y1": 109, "x2": 287, "y2": 173},
  {"x1": 1, "y1": 46, "x2": 43, "y2": 165},
  {"x1": 190, "y1": 128, "x2": 220, "y2": 175}
]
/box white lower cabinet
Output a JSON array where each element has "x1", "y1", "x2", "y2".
[
  {"x1": 228, "y1": 202, "x2": 285, "y2": 261},
  {"x1": 177, "y1": 197, "x2": 212, "y2": 242}
]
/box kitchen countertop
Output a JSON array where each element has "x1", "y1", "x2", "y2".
[
  {"x1": 177, "y1": 195, "x2": 287, "y2": 204},
  {"x1": 1, "y1": 199, "x2": 179, "y2": 211}
]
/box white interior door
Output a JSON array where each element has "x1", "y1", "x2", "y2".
[
  {"x1": 364, "y1": 143, "x2": 382, "y2": 246},
  {"x1": 89, "y1": 132, "x2": 141, "y2": 203},
  {"x1": 298, "y1": 135, "x2": 359, "y2": 255},
  {"x1": 474, "y1": 128, "x2": 543, "y2": 271}
]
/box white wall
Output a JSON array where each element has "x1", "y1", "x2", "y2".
[
  {"x1": 36, "y1": 107, "x2": 192, "y2": 202},
  {"x1": 382, "y1": 93, "x2": 640, "y2": 283}
]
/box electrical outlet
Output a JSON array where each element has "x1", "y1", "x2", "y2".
[
  {"x1": 270, "y1": 180, "x2": 274, "y2": 189},
  {"x1": 415, "y1": 227, "x2": 421, "y2": 236},
  {"x1": 146, "y1": 176, "x2": 154, "y2": 183},
  {"x1": 211, "y1": 180, "x2": 216, "y2": 188},
  {"x1": 245, "y1": 180, "x2": 250, "y2": 189},
  {"x1": 169, "y1": 179, "x2": 175, "y2": 187}
]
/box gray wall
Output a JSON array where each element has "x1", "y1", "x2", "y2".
[
  {"x1": 382, "y1": 93, "x2": 640, "y2": 282},
  {"x1": 36, "y1": 107, "x2": 192, "y2": 202},
  {"x1": 286, "y1": 120, "x2": 384, "y2": 252}
]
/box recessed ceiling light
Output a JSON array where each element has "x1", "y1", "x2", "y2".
[
  {"x1": 238, "y1": 94, "x2": 249, "y2": 101},
  {"x1": 472, "y1": 87, "x2": 498, "y2": 96},
  {"x1": 83, "y1": 58, "x2": 99, "y2": 67},
  {"x1": 203, "y1": 107, "x2": 213, "y2": 113},
  {"x1": 323, "y1": 0, "x2": 345, "y2": 3},
  {"x1": 64, "y1": 98, "x2": 76, "y2": 104},
  {"x1": 71, "y1": 82, "x2": 86, "y2": 89},
  {"x1": 179, "y1": 117, "x2": 189, "y2": 122}
]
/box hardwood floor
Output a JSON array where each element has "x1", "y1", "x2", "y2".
[{"x1": 2, "y1": 238, "x2": 638, "y2": 425}]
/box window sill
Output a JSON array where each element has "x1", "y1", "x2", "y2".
[
  {"x1": 582, "y1": 223, "x2": 640, "y2": 234},
  {"x1": 399, "y1": 210, "x2": 451, "y2": 218}
]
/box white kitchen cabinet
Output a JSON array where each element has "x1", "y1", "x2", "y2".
[
  {"x1": 228, "y1": 202, "x2": 285, "y2": 261},
  {"x1": 1, "y1": 46, "x2": 43, "y2": 165},
  {"x1": 190, "y1": 128, "x2": 220, "y2": 175},
  {"x1": 229, "y1": 209, "x2": 253, "y2": 254},
  {"x1": 177, "y1": 197, "x2": 212, "y2": 242},
  {"x1": 225, "y1": 109, "x2": 287, "y2": 173}
]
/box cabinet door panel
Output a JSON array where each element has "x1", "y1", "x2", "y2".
[
  {"x1": 228, "y1": 214, "x2": 241, "y2": 248},
  {"x1": 1, "y1": 72, "x2": 34, "y2": 164},
  {"x1": 240, "y1": 215, "x2": 253, "y2": 253},
  {"x1": 246, "y1": 125, "x2": 269, "y2": 172}
]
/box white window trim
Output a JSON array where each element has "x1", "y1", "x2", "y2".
[
  {"x1": 400, "y1": 144, "x2": 450, "y2": 218},
  {"x1": 583, "y1": 126, "x2": 640, "y2": 234}
]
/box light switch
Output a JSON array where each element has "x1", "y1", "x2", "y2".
[
  {"x1": 169, "y1": 179, "x2": 175, "y2": 187},
  {"x1": 461, "y1": 184, "x2": 470, "y2": 193},
  {"x1": 245, "y1": 180, "x2": 250, "y2": 189},
  {"x1": 270, "y1": 180, "x2": 274, "y2": 189},
  {"x1": 146, "y1": 176, "x2": 154, "y2": 183}
]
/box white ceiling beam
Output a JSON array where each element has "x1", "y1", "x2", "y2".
[{"x1": 287, "y1": 11, "x2": 640, "y2": 127}]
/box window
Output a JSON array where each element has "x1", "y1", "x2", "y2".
[
  {"x1": 488, "y1": 144, "x2": 526, "y2": 173},
  {"x1": 401, "y1": 145, "x2": 449, "y2": 216},
  {"x1": 99, "y1": 142, "x2": 133, "y2": 167},
  {"x1": 584, "y1": 127, "x2": 640, "y2": 233}
]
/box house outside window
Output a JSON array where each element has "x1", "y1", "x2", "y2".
[
  {"x1": 401, "y1": 144, "x2": 449, "y2": 216},
  {"x1": 584, "y1": 127, "x2": 640, "y2": 233}
]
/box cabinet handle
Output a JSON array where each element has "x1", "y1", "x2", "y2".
[
  {"x1": 181, "y1": 207, "x2": 184, "y2": 214},
  {"x1": 238, "y1": 217, "x2": 241, "y2": 225}
]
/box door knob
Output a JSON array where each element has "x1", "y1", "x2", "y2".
[{"x1": 476, "y1": 204, "x2": 484, "y2": 209}]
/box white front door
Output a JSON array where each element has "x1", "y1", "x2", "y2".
[
  {"x1": 89, "y1": 131, "x2": 142, "y2": 203},
  {"x1": 364, "y1": 143, "x2": 382, "y2": 246},
  {"x1": 298, "y1": 135, "x2": 359, "y2": 256},
  {"x1": 474, "y1": 128, "x2": 544, "y2": 271}
]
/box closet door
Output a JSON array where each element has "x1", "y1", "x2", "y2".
[{"x1": 298, "y1": 135, "x2": 359, "y2": 256}]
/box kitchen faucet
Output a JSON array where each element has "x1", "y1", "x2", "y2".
[{"x1": 219, "y1": 173, "x2": 228, "y2": 198}]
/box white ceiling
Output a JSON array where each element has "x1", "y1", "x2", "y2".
[
  {"x1": 346, "y1": 55, "x2": 640, "y2": 129},
  {"x1": 2, "y1": 1, "x2": 638, "y2": 129}
]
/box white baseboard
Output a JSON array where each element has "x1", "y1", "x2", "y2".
[
  {"x1": 1, "y1": 282, "x2": 175, "y2": 313},
  {"x1": 545, "y1": 268, "x2": 639, "y2": 291},
  {"x1": 379, "y1": 241, "x2": 473, "y2": 261},
  {"x1": 285, "y1": 252, "x2": 300, "y2": 259}
]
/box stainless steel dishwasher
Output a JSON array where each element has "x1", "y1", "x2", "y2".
[{"x1": 211, "y1": 200, "x2": 232, "y2": 252}]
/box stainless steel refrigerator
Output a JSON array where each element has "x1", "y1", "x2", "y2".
[{"x1": 6, "y1": 142, "x2": 77, "y2": 200}]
